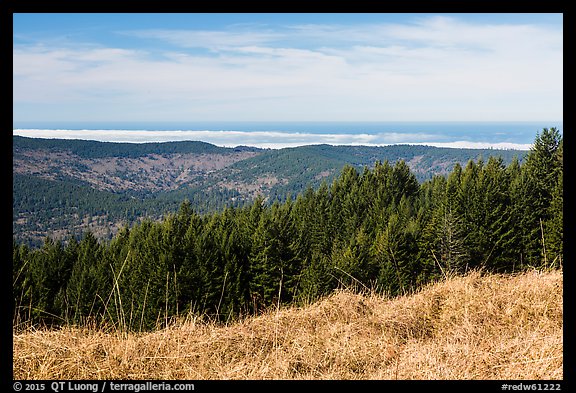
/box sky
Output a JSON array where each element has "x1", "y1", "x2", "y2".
[{"x1": 12, "y1": 13, "x2": 563, "y2": 148}]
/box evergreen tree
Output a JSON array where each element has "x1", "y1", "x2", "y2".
[
  {"x1": 544, "y1": 137, "x2": 563, "y2": 267},
  {"x1": 332, "y1": 225, "x2": 378, "y2": 290},
  {"x1": 65, "y1": 232, "x2": 109, "y2": 325},
  {"x1": 12, "y1": 128, "x2": 562, "y2": 329},
  {"x1": 425, "y1": 165, "x2": 469, "y2": 274},
  {"x1": 512, "y1": 128, "x2": 563, "y2": 267},
  {"x1": 296, "y1": 250, "x2": 334, "y2": 304},
  {"x1": 13, "y1": 241, "x2": 32, "y2": 324},
  {"x1": 372, "y1": 198, "x2": 420, "y2": 296},
  {"x1": 391, "y1": 160, "x2": 420, "y2": 205},
  {"x1": 249, "y1": 201, "x2": 299, "y2": 310},
  {"x1": 524, "y1": 128, "x2": 562, "y2": 217}
]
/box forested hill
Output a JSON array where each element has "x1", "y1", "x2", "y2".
[
  {"x1": 13, "y1": 129, "x2": 562, "y2": 330},
  {"x1": 222, "y1": 143, "x2": 526, "y2": 199},
  {"x1": 13, "y1": 135, "x2": 260, "y2": 158},
  {"x1": 14, "y1": 135, "x2": 526, "y2": 246}
]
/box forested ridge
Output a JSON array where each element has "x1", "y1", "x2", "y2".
[
  {"x1": 13, "y1": 129, "x2": 562, "y2": 331},
  {"x1": 13, "y1": 135, "x2": 524, "y2": 246},
  {"x1": 13, "y1": 136, "x2": 251, "y2": 158}
]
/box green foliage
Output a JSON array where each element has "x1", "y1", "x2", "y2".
[
  {"x1": 13, "y1": 129, "x2": 561, "y2": 331},
  {"x1": 13, "y1": 136, "x2": 240, "y2": 158},
  {"x1": 13, "y1": 135, "x2": 526, "y2": 246},
  {"x1": 508, "y1": 128, "x2": 563, "y2": 268}
]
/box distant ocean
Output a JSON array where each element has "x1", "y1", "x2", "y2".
[{"x1": 12, "y1": 121, "x2": 562, "y2": 150}]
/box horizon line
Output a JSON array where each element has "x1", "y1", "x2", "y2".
[{"x1": 13, "y1": 129, "x2": 533, "y2": 151}]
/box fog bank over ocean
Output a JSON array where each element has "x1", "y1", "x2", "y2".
[{"x1": 13, "y1": 121, "x2": 561, "y2": 150}]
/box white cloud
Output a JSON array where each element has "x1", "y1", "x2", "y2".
[
  {"x1": 123, "y1": 29, "x2": 281, "y2": 49},
  {"x1": 13, "y1": 15, "x2": 562, "y2": 122},
  {"x1": 12, "y1": 129, "x2": 530, "y2": 151},
  {"x1": 411, "y1": 141, "x2": 532, "y2": 150}
]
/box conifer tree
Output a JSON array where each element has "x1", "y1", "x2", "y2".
[
  {"x1": 332, "y1": 225, "x2": 377, "y2": 290},
  {"x1": 12, "y1": 128, "x2": 563, "y2": 329},
  {"x1": 513, "y1": 128, "x2": 563, "y2": 267},
  {"x1": 542, "y1": 136, "x2": 563, "y2": 267},
  {"x1": 65, "y1": 232, "x2": 109, "y2": 325},
  {"x1": 372, "y1": 199, "x2": 419, "y2": 296}
]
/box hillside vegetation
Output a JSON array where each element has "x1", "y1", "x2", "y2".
[
  {"x1": 13, "y1": 135, "x2": 525, "y2": 246},
  {"x1": 13, "y1": 269, "x2": 563, "y2": 380},
  {"x1": 13, "y1": 129, "x2": 562, "y2": 330},
  {"x1": 12, "y1": 129, "x2": 563, "y2": 381}
]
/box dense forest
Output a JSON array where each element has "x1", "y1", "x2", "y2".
[
  {"x1": 13, "y1": 129, "x2": 562, "y2": 331},
  {"x1": 14, "y1": 136, "x2": 525, "y2": 247},
  {"x1": 13, "y1": 136, "x2": 254, "y2": 158},
  {"x1": 13, "y1": 173, "x2": 246, "y2": 245}
]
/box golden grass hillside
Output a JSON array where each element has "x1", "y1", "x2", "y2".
[{"x1": 13, "y1": 269, "x2": 562, "y2": 380}]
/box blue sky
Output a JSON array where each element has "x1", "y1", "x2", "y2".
[{"x1": 13, "y1": 13, "x2": 562, "y2": 145}]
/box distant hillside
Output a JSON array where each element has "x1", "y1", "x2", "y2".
[
  {"x1": 221, "y1": 143, "x2": 525, "y2": 199},
  {"x1": 13, "y1": 269, "x2": 562, "y2": 380},
  {"x1": 13, "y1": 135, "x2": 258, "y2": 158},
  {"x1": 13, "y1": 136, "x2": 526, "y2": 246}
]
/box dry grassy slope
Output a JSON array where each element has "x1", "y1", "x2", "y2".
[
  {"x1": 13, "y1": 270, "x2": 562, "y2": 380},
  {"x1": 13, "y1": 149, "x2": 258, "y2": 192}
]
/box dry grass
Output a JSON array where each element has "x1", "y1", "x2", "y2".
[{"x1": 13, "y1": 269, "x2": 563, "y2": 380}]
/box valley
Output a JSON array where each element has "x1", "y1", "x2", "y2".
[{"x1": 13, "y1": 136, "x2": 526, "y2": 246}]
